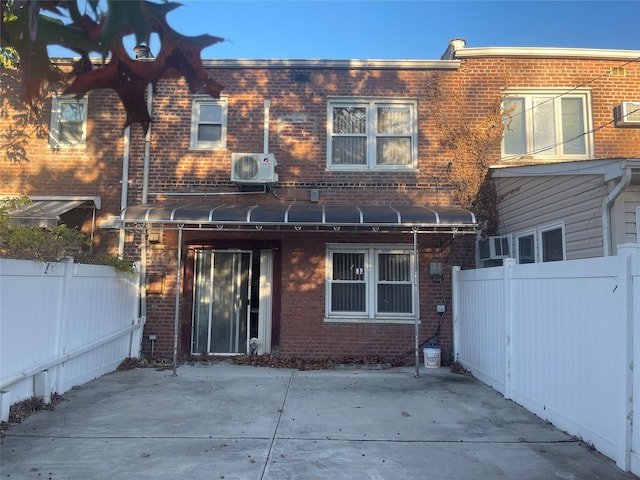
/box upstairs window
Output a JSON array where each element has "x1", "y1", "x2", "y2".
[
  {"x1": 502, "y1": 90, "x2": 593, "y2": 161},
  {"x1": 190, "y1": 96, "x2": 227, "y2": 150},
  {"x1": 328, "y1": 98, "x2": 417, "y2": 170},
  {"x1": 49, "y1": 95, "x2": 87, "y2": 147}
]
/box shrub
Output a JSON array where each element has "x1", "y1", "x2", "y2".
[{"x1": 0, "y1": 197, "x2": 134, "y2": 274}]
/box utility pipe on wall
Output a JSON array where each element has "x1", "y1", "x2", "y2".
[
  {"x1": 413, "y1": 229, "x2": 420, "y2": 378},
  {"x1": 602, "y1": 167, "x2": 631, "y2": 256},
  {"x1": 263, "y1": 100, "x2": 270, "y2": 154},
  {"x1": 139, "y1": 83, "x2": 154, "y2": 340},
  {"x1": 118, "y1": 126, "x2": 131, "y2": 257}
]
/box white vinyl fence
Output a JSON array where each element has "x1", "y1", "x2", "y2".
[
  {"x1": 0, "y1": 258, "x2": 141, "y2": 421},
  {"x1": 452, "y1": 243, "x2": 640, "y2": 475}
]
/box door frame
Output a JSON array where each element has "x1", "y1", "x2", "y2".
[{"x1": 181, "y1": 239, "x2": 281, "y2": 357}]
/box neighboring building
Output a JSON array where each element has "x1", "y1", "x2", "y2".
[
  {"x1": 441, "y1": 43, "x2": 640, "y2": 267},
  {"x1": 490, "y1": 159, "x2": 640, "y2": 264},
  {"x1": 2, "y1": 39, "x2": 638, "y2": 360}
]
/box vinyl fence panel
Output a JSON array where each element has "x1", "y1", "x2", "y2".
[
  {"x1": 0, "y1": 259, "x2": 141, "y2": 420},
  {"x1": 453, "y1": 244, "x2": 640, "y2": 474}
]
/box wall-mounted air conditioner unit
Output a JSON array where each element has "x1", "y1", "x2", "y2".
[
  {"x1": 230, "y1": 153, "x2": 278, "y2": 183},
  {"x1": 479, "y1": 235, "x2": 511, "y2": 261},
  {"x1": 614, "y1": 102, "x2": 640, "y2": 127}
]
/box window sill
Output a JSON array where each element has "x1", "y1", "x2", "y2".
[
  {"x1": 49, "y1": 143, "x2": 87, "y2": 149},
  {"x1": 326, "y1": 166, "x2": 418, "y2": 172},
  {"x1": 499, "y1": 155, "x2": 593, "y2": 163},
  {"x1": 324, "y1": 317, "x2": 418, "y2": 325},
  {"x1": 188, "y1": 145, "x2": 227, "y2": 152}
]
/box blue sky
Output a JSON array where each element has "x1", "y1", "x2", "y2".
[
  {"x1": 50, "y1": 1, "x2": 640, "y2": 60},
  {"x1": 167, "y1": 0, "x2": 640, "y2": 59}
]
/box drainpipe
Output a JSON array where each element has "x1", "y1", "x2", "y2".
[
  {"x1": 139, "y1": 83, "x2": 153, "y2": 347},
  {"x1": 263, "y1": 100, "x2": 270, "y2": 154},
  {"x1": 413, "y1": 229, "x2": 420, "y2": 378},
  {"x1": 602, "y1": 166, "x2": 632, "y2": 256},
  {"x1": 118, "y1": 126, "x2": 131, "y2": 257}
]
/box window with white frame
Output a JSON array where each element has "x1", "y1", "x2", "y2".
[
  {"x1": 327, "y1": 98, "x2": 417, "y2": 170},
  {"x1": 49, "y1": 95, "x2": 88, "y2": 147},
  {"x1": 326, "y1": 245, "x2": 415, "y2": 322},
  {"x1": 502, "y1": 90, "x2": 592, "y2": 160},
  {"x1": 539, "y1": 223, "x2": 565, "y2": 262},
  {"x1": 515, "y1": 231, "x2": 535, "y2": 264},
  {"x1": 190, "y1": 96, "x2": 227, "y2": 150}
]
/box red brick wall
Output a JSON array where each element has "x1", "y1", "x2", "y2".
[{"x1": 3, "y1": 52, "x2": 638, "y2": 361}]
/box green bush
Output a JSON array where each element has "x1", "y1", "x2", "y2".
[{"x1": 0, "y1": 197, "x2": 134, "y2": 274}]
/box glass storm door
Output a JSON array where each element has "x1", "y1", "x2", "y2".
[{"x1": 191, "y1": 250, "x2": 252, "y2": 355}]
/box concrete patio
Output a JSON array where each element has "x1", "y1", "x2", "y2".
[{"x1": 1, "y1": 363, "x2": 635, "y2": 479}]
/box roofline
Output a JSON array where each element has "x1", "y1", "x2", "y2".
[
  {"x1": 50, "y1": 57, "x2": 460, "y2": 71},
  {"x1": 490, "y1": 158, "x2": 640, "y2": 181},
  {"x1": 200, "y1": 58, "x2": 460, "y2": 70},
  {"x1": 454, "y1": 46, "x2": 640, "y2": 61}
]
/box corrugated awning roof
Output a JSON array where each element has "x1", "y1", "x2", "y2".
[
  {"x1": 119, "y1": 203, "x2": 476, "y2": 233},
  {"x1": 9, "y1": 197, "x2": 100, "y2": 228}
]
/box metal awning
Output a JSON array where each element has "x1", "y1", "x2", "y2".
[
  {"x1": 9, "y1": 196, "x2": 101, "y2": 228},
  {"x1": 119, "y1": 203, "x2": 476, "y2": 233}
]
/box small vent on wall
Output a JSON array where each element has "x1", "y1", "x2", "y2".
[
  {"x1": 610, "y1": 67, "x2": 626, "y2": 77},
  {"x1": 293, "y1": 72, "x2": 310, "y2": 83}
]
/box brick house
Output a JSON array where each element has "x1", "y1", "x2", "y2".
[
  {"x1": 2, "y1": 39, "x2": 638, "y2": 362},
  {"x1": 439, "y1": 42, "x2": 640, "y2": 267}
]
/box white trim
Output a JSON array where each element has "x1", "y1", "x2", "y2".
[
  {"x1": 454, "y1": 47, "x2": 640, "y2": 61},
  {"x1": 501, "y1": 89, "x2": 594, "y2": 162},
  {"x1": 325, "y1": 243, "x2": 416, "y2": 323},
  {"x1": 327, "y1": 97, "x2": 418, "y2": 171},
  {"x1": 189, "y1": 95, "x2": 227, "y2": 150},
  {"x1": 538, "y1": 222, "x2": 566, "y2": 262},
  {"x1": 201, "y1": 58, "x2": 461, "y2": 70},
  {"x1": 636, "y1": 206, "x2": 640, "y2": 246},
  {"x1": 49, "y1": 94, "x2": 88, "y2": 148},
  {"x1": 258, "y1": 249, "x2": 273, "y2": 355},
  {"x1": 514, "y1": 230, "x2": 536, "y2": 264}
]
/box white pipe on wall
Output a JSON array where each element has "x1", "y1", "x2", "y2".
[
  {"x1": 263, "y1": 100, "x2": 270, "y2": 154},
  {"x1": 118, "y1": 126, "x2": 131, "y2": 257},
  {"x1": 602, "y1": 167, "x2": 631, "y2": 256}
]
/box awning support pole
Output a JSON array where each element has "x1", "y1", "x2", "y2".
[
  {"x1": 172, "y1": 226, "x2": 184, "y2": 377},
  {"x1": 413, "y1": 229, "x2": 420, "y2": 378}
]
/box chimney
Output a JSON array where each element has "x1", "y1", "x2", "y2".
[{"x1": 440, "y1": 38, "x2": 467, "y2": 60}]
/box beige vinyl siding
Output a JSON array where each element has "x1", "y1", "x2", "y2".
[
  {"x1": 621, "y1": 185, "x2": 640, "y2": 245},
  {"x1": 494, "y1": 174, "x2": 607, "y2": 260}
]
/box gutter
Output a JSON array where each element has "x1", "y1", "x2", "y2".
[{"x1": 602, "y1": 167, "x2": 632, "y2": 256}]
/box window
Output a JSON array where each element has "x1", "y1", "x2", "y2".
[
  {"x1": 326, "y1": 245, "x2": 415, "y2": 322},
  {"x1": 49, "y1": 95, "x2": 88, "y2": 147},
  {"x1": 502, "y1": 90, "x2": 592, "y2": 160},
  {"x1": 190, "y1": 96, "x2": 227, "y2": 150},
  {"x1": 539, "y1": 224, "x2": 565, "y2": 262},
  {"x1": 328, "y1": 98, "x2": 417, "y2": 170},
  {"x1": 515, "y1": 231, "x2": 535, "y2": 264}
]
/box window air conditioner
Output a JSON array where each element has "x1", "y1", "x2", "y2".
[
  {"x1": 230, "y1": 153, "x2": 278, "y2": 183},
  {"x1": 479, "y1": 236, "x2": 511, "y2": 261},
  {"x1": 614, "y1": 102, "x2": 640, "y2": 127}
]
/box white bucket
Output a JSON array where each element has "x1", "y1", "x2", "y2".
[{"x1": 423, "y1": 345, "x2": 441, "y2": 368}]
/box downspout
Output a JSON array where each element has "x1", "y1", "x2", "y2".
[
  {"x1": 413, "y1": 229, "x2": 420, "y2": 378},
  {"x1": 263, "y1": 100, "x2": 270, "y2": 154},
  {"x1": 602, "y1": 167, "x2": 631, "y2": 256},
  {"x1": 172, "y1": 226, "x2": 183, "y2": 376},
  {"x1": 139, "y1": 83, "x2": 153, "y2": 343},
  {"x1": 118, "y1": 126, "x2": 131, "y2": 257}
]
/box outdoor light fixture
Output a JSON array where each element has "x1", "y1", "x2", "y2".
[{"x1": 134, "y1": 43, "x2": 154, "y2": 60}]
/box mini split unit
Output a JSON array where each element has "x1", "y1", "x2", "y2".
[{"x1": 230, "y1": 153, "x2": 278, "y2": 183}]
